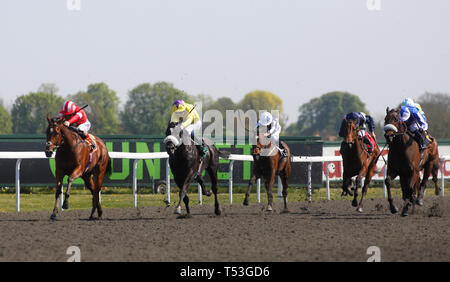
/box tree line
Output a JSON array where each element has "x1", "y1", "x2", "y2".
[{"x1": 1, "y1": 82, "x2": 449, "y2": 139}]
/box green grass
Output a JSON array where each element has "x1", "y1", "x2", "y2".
[{"x1": 0, "y1": 186, "x2": 447, "y2": 213}]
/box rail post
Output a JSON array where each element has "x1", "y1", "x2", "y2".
[
  {"x1": 383, "y1": 164, "x2": 387, "y2": 198},
  {"x1": 325, "y1": 161, "x2": 330, "y2": 201},
  {"x1": 229, "y1": 160, "x2": 234, "y2": 204},
  {"x1": 307, "y1": 162, "x2": 312, "y2": 202},
  {"x1": 257, "y1": 178, "x2": 261, "y2": 203},
  {"x1": 132, "y1": 159, "x2": 138, "y2": 208},
  {"x1": 198, "y1": 183, "x2": 202, "y2": 205},
  {"x1": 166, "y1": 159, "x2": 171, "y2": 204},
  {"x1": 15, "y1": 159, "x2": 22, "y2": 212},
  {"x1": 441, "y1": 160, "x2": 445, "y2": 196}
]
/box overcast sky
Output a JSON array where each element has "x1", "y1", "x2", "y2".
[{"x1": 1, "y1": 0, "x2": 449, "y2": 124}]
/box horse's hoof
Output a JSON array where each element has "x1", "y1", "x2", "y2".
[
  {"x1": 401, "y1": 207, "x2": 409, "y2": 217},
  {"x1": 174, "y1": 207, "x2": 181, "y2": 215},
  {"x1": 435, "y1": 189, "x2": 441, "y2": 196},
  {"x1": 204, "y1": 191, "x2": 212, "y2": 197},
  {"x1": 89, "y1": 216, "x2": 96, "y2": 220},
  {"x1": 243, "y1": 199, "x2": 249, "y2": 206},
  {"x1": 266, "y1": 205, "x2": 273, "y2": 212},
  {"x1": 62, "y1": 202, "x2": 69, "y2": 210},
  {"x1": 281, "y1": 209, "x2": 290, "y2": 214},
  {"x1": 351, "y1": 199, "x2": 358, "y2": 207},
  {"x1": 50, "y1": 214, "x2": 57, "y2": 220},
  {"x1": 356, "y1": 207, "x2": 363, "y2": 213},
  {"x1": 416, "y1": 199, "x2": 424, "y2": 206},
  {"x1": 215, "y1": 208, "x2": 221, "y2": 216},
  {"x1": 390, "y1": 206, "x2": 398, "y2": 214}
]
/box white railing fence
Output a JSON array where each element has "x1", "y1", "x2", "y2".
[{"x1": 0, "y1": 152, "x2": 447, "y2": 212}]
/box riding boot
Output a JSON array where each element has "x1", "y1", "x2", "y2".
[
  {"x1": 90, "y1": 139, "x2": 96, "y2": 151},
  {"x1": 78, "y1": 129, "x2": 87, "y2": 140},
  {"x1": 279, "y1": 142, "x2": 288, "y2": 158},
  {"x1": 415, "y1": 130, "x2": 427, "y2": 153},
  {"x1": 193, "y1": 136, "x2": 208, "y2": 159}
]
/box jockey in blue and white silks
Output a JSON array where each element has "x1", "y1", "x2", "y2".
[
  {"x1": 399, "y1": 98, "x2": 428, "y2": 132},
  {"x1": 339, "y1": 111, "x2": 376, "y2": 154},
  {"x1": 399, "y1": 98, "x2": 429, "y2": 151}
]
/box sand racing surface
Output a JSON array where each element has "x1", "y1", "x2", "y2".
[{"x1": 0, "y1": 196, "x2": 449, "y2": 262}]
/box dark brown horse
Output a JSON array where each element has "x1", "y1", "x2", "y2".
[
  {"x1": 45, "y1": 116, "x2": 111, "y2": 220},
  {"x1": 340, "y1": 118, "x2": 381, "y2": 212},
  {"x1": 164, "y1": 122, "x2": 229, "y2": 217},
  {"x1": 383, "y1": 107, "x2": 441, "y2": 216},
  {"x1": 243, "y1": 133, "x2": 291, "y2": 212}
]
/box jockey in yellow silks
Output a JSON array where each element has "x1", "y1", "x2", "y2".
[{"x1": 170, "y1": 99, "x2": 207, "y2": 158}]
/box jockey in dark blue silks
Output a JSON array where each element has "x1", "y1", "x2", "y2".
[
  {"x1": 399, "y1": 98, "x2": 429, "y2": 152},
  {"x1": 339, "y1": 112, "x2": 376, "y2": 154}
]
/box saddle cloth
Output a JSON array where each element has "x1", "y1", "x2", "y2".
[{"x1": 364, "y1": 132, "x2": 376, "y2": 149}]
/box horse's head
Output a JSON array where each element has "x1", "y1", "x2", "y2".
[
  {"x1": 383, "y1": 107, "x2": 404, "y2": 144},
  {"x1": 163, "y1": 121, "x2": 183, "y2": 155},
  {"x1": 45, "y1": 115, "x2": 64, "y2": 157},
  {"x1": 252, "y1": 131, "x2": 275, "y2": 160},
  {"x1": 342, "y1": 118, "x2": 358, "y2": 149}
]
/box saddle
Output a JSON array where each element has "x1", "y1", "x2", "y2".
[
  {"x1": 70, "y1": 127, "x2": 96, "y2": 151},
  {"x1": 86, "y1": 135, "x2": 97, "y2": 152}
]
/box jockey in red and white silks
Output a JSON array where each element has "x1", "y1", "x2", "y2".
[
  {"x1": 59, "y1": 101, "x2": 91, "y2": 133},
  {"x1": 58, "y1": 101, "x2": 95, "y2": 149}
]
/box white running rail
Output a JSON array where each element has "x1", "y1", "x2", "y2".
[{"x1": 0, "y1": 152, "x2": 447, "y2": 212}]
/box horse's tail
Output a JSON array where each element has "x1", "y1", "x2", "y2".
[
  {"x1": 218, "y1": 150, "x2": 230, "y2": 159},
  {"x1": 106, "y1": 157, "x2": 112, "y2": 177}
]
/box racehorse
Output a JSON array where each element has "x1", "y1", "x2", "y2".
[
  {"x1": 45, "y1": 116, "x2": 111, "y2": 220},
  {"x1": 383, "y1": 107, "x2": 441, "y2": 216},
  {"x1": 243, "y1": 132, "x2": 291, "y2": 212},
  {"x1": 340, "y1": 118, "x2": 381, "y2": 212},
  {"x1": 163, "y1": 122, "x2": 229, "y2": 217}
]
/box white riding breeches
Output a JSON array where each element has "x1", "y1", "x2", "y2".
[
  {"x1": 185, "y1": 120, "x2": 202, "y2": 136},
  {"x1": 77, "y1": 120, "x2": 91, "y2": 134}
]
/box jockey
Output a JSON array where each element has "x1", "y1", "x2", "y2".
[
  {"x1": 170, "y1": 99, "x2": 207, "y2": 158},
  {"x1": 58, "y1": 101, "x2": 96, "y2": 150},
  {"x1": 255, "y1": 111, "x2": 288, "y2": 158},
  {"x1": 339, "y1": 112, "x2": 376, "y2": 154},
  {"x1": 399, "y1": 98, "x2": 429, "y2": 152}
]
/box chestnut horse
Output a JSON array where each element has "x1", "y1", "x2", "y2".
[
  {"x1": 243, "y1": 133, "x2": 291, "y2": 212},
  {"x1": 45, "y1": 116, "x2": 111, "y2": 220},
  {"x1": 383, "y1": 107, "x2": 440, "y2": 216},
  {"x1": 340, "y1": 118, "x2": 381, "y2": 212}
]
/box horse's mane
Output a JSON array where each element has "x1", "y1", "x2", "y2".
[{"x1": 48, "y1": 117, "x2": 83, "y2": 142}]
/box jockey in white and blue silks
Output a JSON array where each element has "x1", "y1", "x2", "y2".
[
  {"x1": 399, "y1": 98, "x2": 429, "y2": 151},
  {"x1": 255, "y1": 112, "x2": 288, "y2": 157}
]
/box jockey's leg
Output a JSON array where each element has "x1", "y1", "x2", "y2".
[
  {"x1": 271, "y1": 135, "x2": 288, "y2": 157},
  {"x1": 79, "y1": 121, "x2": 95, "y2": 150},
  {"x1": 187, "y1": 121, "x2": 207, "y2": 159}
]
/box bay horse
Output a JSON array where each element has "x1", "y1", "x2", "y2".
[
  {"x1": 340, "y1": 118, "x2": 381, "y2": 212},
  {"x1": 243, "y1": 132, "x2": 291, "y2": 212},
  {"x1": 163, "y1": 122, "x2": 229, "y2": 217},
  {"x1": 383, "y1": 107, "x2": 440, "y2": 216},
  {"x1": 45, "y1": 116, "x2": 111, "y2": 220}
]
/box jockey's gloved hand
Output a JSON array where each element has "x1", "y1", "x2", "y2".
[{"x1": 63, "y1": 121, "x2": 70, "y2": 127}]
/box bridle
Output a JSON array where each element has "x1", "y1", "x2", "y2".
[{"x1": 384, "y1": 111, "x2": 406, "y2": 144}]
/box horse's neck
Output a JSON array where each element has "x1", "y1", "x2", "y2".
[
  {"x1": 60, "y1": 126, "x2": 79, "y2": 147},
  {"x1": 174, "y1": 143, "x2": 195, "y2": 159}
]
